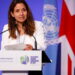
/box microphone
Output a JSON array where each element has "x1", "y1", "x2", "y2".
[
  {"x1": 33, "y1": 36, "x2": 37, "y2": 50},
  {"x1": 32, "y1": 36, "x2": 52, "y2": 63},
  {"x1": 0, "y1": 24, "x2": 17, "y2": 35},
  {"x1": 0, "y1": 29, "x2": 9, "y2": 34}
]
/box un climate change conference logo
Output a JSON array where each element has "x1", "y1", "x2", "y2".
[
  {"x1": 42, "y1": 4, "x2": 59, "y2": 44},
  {"x1": 20, "y1": 56, "x2": 39, "y2": 64},
  {"x1": 20, "y1": 56, "x2": 29, "y2": 64}
]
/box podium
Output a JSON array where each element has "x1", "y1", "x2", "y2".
[{"x1": 0, "y1": 51, "x2": 51, "y2": 75}]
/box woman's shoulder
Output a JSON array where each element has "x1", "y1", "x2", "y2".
[
  {"x1": 34, "y1": 20, "x2": 43, "y2": 29},
  {"x1": 2, "y1": 24, "x2": 9, "y2": 36},
  {"x1": 34, "y1": 21, "x2": 43, "y2": 26},
  {"x1": 3, "y1": 24, "x2": 8, "y2": 31}
]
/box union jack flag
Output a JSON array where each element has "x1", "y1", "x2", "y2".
[{"x1": 59, "y1": 0, "x2": 75, "y2": 75}]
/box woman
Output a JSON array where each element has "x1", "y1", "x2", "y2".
[
  {"x1": 1, "y1": 0, "x2": 46, "y2": 75},
  {"x1": 1, "y1": 0, "x2": 46, "y2": 50}
]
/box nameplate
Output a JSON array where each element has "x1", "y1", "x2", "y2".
[{"x1": 0, "y1": 51, "x2": 42, "y2": 71}]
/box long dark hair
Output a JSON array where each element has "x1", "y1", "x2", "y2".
[{"x1": 8, "y1": 0, "x2": 35, "y2": 39}]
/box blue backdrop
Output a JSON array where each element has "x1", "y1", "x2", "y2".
[{"x1": 0, "y1": 0, "x2": 62, "y2": 75}]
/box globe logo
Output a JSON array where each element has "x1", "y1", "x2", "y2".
[{"x1": 20, "y1": 56, "x2": 29, "y2": 64}]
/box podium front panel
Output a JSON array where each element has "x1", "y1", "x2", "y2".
[{"x1": 0, "y1": 51, "x2": 42, "y2": 71}]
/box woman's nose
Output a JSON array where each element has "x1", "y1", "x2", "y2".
[{"x1": 20, "y1": 11, "x2": 24, "y2": 15}]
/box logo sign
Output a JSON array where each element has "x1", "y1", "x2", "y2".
[
  {"x1": 42, "y1": 4, "x2": 59, "y2": 45},
  {"x1": 0, "y1": 51, "x2": 42, "y2": 71}
]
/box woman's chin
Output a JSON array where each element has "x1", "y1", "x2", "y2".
[{"x1": 17, "y1": 20, "x2": 25, "y2": 23}]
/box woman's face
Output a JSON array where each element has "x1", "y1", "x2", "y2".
[{"x1": 11, "y1": 3, "x2": 27, "y2": 23}]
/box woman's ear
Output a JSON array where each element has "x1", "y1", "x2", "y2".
[{"x1": 11, "y1": 12, "x2": 14, "y2": 17}]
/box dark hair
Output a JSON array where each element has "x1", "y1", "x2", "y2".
[{"x1": 8, "y1": 0, "x2": 35, "y2": 39}]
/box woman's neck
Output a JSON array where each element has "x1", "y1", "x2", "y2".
[
  {"x1": 17, "y1": 23, "x2": 25, "y2": 35},
  {"x1": 17, "y1": 22, "x2": 23, "y2": 28}
]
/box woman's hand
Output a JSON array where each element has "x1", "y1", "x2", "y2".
[{"x1": 24, "y1": 44, "x2": 33, "y2": 50}]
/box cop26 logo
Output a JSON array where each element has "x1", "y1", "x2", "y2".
[
  {"x1": 20, "y1": 55, "x2": 39, "y2": 64},
  {"x1": 20, "y1": 56, "x2": 29, "y2": 64}
]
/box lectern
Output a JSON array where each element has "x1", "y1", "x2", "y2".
[{"x1": 0, "y1": 51, "x2": 51, "y2": 75}]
